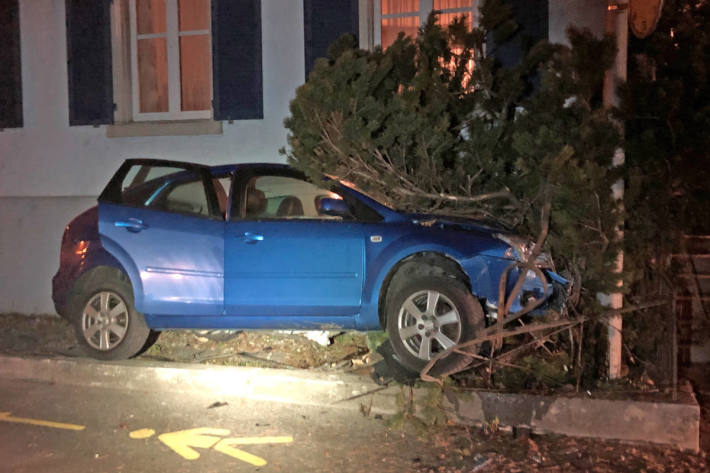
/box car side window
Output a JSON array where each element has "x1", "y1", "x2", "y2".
[
  {"x1": 244, "y1": 175, "x2": 344, "y2": 220},
  {"x1": 158, "y1": 179, "x2": 210, "y2": 216},
  {"x1": 115, "y1": 164, "x2": 215, "y2": 218}
]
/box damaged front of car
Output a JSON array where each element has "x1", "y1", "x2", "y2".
[
  {"x1": 405, "y1": 214, "x2": 571, "y2": 324},
  {"x1": 488, "y1": 232, "x2": 570, "y2": 320}
]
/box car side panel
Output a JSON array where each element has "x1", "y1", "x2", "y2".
[
  {"x1": 355, "y1": 223, "x2": 555, "y2": 330},
  {"x1": 52, "y1": 240, "x2": 129, "y2": 318},
  {"x1": 99, "y1": 202, "x2": 224, "y2": 317},
  {"x1": 353, "y1": 224, "x2": 502, "y2": 328},
  {"x1": 144, "y1": 314, "x2": 359, "y2": 330},
  {"x1": 224, "y1": 219, "x2": 365, "y2": 317}
]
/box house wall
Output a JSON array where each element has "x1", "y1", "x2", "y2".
[
  {"x1": 0, "y1": 0, "x2": 304, "y2": 313},
  {"x1": 0, "y1": 0, "x2": 608, "y2": 315}
]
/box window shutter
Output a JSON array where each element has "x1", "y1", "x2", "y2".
[
  {"x1": 303, "y1": 0, "x2": 359, "y2": 79},
  {"x1": 490, "y1": 0, "x2": 548, "y2": 69},
  {"x1": 212, "y1": 0, "x2": 263, "y2": 121},
  {"x1": 0, "y1": 0, "x2": 23, "y2": 129},
  {"x1": 65, "y1": 0, "x2": 113, "y2": 126}
]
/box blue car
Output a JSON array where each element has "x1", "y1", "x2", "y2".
[{"x1": 53, "y1": 159, "x2": 567, "y2": 374}]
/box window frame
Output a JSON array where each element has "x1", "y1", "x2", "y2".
[
  {"x1": 127, "y1": 0, "x2": 213, "y2": 122},
  {"x1": 99, "y1": 159, "x2": 223, "y2": 221},
  {"x1": 373, "y1": 0, "x2": 477, "y2": 47},
  {"x1": 230, "y1": 167, "x2": 383, "y2": 223}
]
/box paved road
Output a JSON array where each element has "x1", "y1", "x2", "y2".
[{"x1": 0, "y1": 378, "x2": 425, "y2": 473}]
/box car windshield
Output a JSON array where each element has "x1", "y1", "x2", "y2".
[{"x1": 335, "y1": 178, "x2": 397, "y2": 211}]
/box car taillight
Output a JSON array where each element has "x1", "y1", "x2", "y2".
[
  {"x1": 60, "y1": 227, "x2": 70, "y2": 265},
  {"x1": 74, "y1": 240, "x2": 89, "y2": 257}
]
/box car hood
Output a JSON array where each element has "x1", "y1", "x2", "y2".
[{"x1": 404, "y1": 212, "x2": 510, "y2": 235}]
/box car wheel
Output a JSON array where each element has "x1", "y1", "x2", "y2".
[
  {"x1": 69, "y1": 274, "x2": 150, "y2": 360},
  {"x1": 386, "y1": 275, "x2": 484, "y2": 377}
]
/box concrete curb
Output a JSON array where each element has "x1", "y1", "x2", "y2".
[
  {"x1": 0, "y1": 355, "x2": 401, "y2": 414},
  {"x1": 0, "y1": 355, "x2": 700, "y2": 451},
  {"x1": 446, "y1": 390, "x2": 700, "y2": 452}
]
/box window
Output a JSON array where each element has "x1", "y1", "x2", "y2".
[
  {"x1": 376, "y1": 0, "x2": 476, "y2": 48},
  {"x1": 109, "y1": 163, "x2": 216, "y2": 218},
  {"x1": 212, "y1": 176, "x2": 231, "y2": 216},
  {"x1": 129, "y1": 0, "x2": 212, "y2": 121},
  {"x1": 161, "y1": 179, "x2": 210, "y2": 215},
  {"x1": 67, "y1": 0, "x2": 263, "y2": 129},
  {"x1": 243, "y1": 175, "x2": 343, "y2": 220}
]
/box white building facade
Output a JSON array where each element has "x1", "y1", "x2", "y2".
[{"x1": 0, "y1": 0, "x2": 605, "y2": 314}]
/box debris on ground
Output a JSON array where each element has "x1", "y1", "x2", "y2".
[
  {"x1": 403, "y1": 424, "x2": 707, "y2": 472},
  {"x1": 0, "y1": 313, "x2": 371, "y2": 371}
]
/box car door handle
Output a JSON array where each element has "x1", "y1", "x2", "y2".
[
  {"x1": 240, "y1": 232, "x2": 264, "y2": 244},
  {"x1": 114, "y1": 218, "x2": 149, "y2": 233}
]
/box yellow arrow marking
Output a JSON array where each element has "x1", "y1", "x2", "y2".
[
  {"x1": 129, "y1": 428, "x2": 156, "y2": 439},
  {"x1": 158, "y1": 428, "x2": 230, "y2": 460},
  {"x1": 213, "y1": 439, "x2": 268, "y2": 466},
  {"x1": 214, "y1": 436, "x2": 294, "y2": 466},
  {"x1": 153, "y1": 427, "x2": 294, "y2": 465},
  {"x1": 0, "y1": 411, "x2": 85, "y2": 431},
  {"x1": 221, "y1": 436, "x2": 294, "y2": 445}
]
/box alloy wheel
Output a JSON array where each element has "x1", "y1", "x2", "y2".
[
  {"x1": 396, "y1": 290, "x2": 462, "y2": 361},
  {"x1": 81, "y1": 291, "x2": 130, "y2": 351}
]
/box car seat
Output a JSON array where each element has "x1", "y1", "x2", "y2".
[
  {"x1": 276, "y1": 196, "x2": 304, "y2": 217},
  {"x1": 245, "y1": 187, "x2": 267, "y2": 218}
]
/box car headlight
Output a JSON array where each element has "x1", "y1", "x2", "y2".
[
  {"x1": 495, "y1": 233, "x2": 532, "y2": 261},
  {"x1": 495, "y1": 233, "x2": 555, "y2": 269}
]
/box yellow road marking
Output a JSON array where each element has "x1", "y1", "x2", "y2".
[
  {"x1": 0, "y1": 411, "x2": 85, "y2": 431},
  {"x1": 213, "y1": 436, "x2": 293, "y2": 466},
  {"x1": 129, "y1": 428, "x2": 156, "y2": 439},
  {"x1": 213, "y1": 439, "x2": 268, "y2": 466},
  {"x1": 153, "y1": 427, "x2": 293, "y2": 465},
  {"x1": 223, "y1": 436, "x2": 293, "y2": 445},
  {"x1": 158, "y1": 428, "x2": 229, "y2": 460}
]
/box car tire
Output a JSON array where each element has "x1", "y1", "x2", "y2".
[
  {"x1": 69, "y1": 273, "x2": 150, "y2": 360},
  {"x1": 386, "y1": 274, "x2": 484, "y2": 377}
]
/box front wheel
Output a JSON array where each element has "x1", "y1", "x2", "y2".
[
  {"x1": 386, "y1": 275, "x2": 484, "y2": 377},
  {"x1": 69, "y1": 274, "x2": 150, "y2": 360}
]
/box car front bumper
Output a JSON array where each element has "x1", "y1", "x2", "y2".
[{"x1": 486, "y1": 267, "x2": 570, "y2": 318}]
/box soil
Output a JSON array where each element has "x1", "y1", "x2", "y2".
[
  {"x1": 0, "y1": 313, "x2": 707, "y2": 472},
  {"x1": 404, "y1": 424, "x2": 708, "y2": 472},
  {"x1": 0, "y1": 313, "x2": 373, "y2": 370}
]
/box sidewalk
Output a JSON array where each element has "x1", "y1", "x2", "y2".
[
  {"x1": 0, "y1": 313, "x2": 702, "y2": 452},
  {"x1": 0, "y1": 351, "x2": 701, "y2": 452}
]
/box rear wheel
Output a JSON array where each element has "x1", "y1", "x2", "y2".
[
  {"x1": 386, "y1": 274, "x2": 484, "y2": 377},
  {"x1": 69, "y1": 273, "x2": 150, "y2": 360}
]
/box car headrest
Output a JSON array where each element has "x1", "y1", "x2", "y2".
[
  {"x1": 245, "y1": 187, "x2": 266, "y2": 217},
  {"x1": 276, "y1": 196, "x2": 304, "y2": 217}
]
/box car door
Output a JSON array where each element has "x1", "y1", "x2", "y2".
[
  {"x1": 97, "y1": 159, "x2": 224, "y2": 317},
  {"x1": 224, "y1": 168, "x2": 366, "y2": 317}
]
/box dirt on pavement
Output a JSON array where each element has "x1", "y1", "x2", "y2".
[{"x1": 0, "y1": 313, "x2": 373, "y2": 369}]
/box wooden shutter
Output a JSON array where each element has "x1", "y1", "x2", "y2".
[
  {"x1": 0, "y1": 0, "x2": 23, "y2": 129},
  {"x1": 212, "y1": 0, "x2": 263, "y2": 120},
  {"x1": 492, "y1": 0, "x2": 548, "y2": 68},
  {"x1": 303, "y1": 0, "x2": 359, "y2": 79},
  {"x1": 65, "y1": 0, "x2": 114, "y2": 126}
]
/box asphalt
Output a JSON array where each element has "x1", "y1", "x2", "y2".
[
  {"x1": 0, "y1": 377, "x2": 427, "y2": 473},
  {"x1": 0, "y1": 353, "x2": 701, "y2": 452}
]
